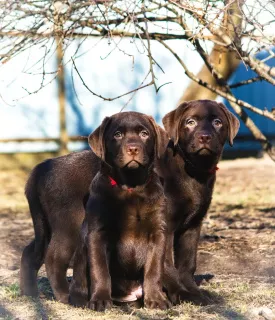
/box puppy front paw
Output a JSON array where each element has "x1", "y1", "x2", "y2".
[
  {"x1": 55, "y1": 293, "x2": 69, "y2": 304},
  {"x1": 166, "y1": 287, "x2": 185, "y2": 305},
  {"x1": 69, "y1": 292, "x2": 88, "y2": 308},
  {"x1": 178, "y1": 287, "x2": 213, "y2": 306},
  {"x1": 88, "y1": 299, "x2": 113, "y2": 311},
  {"x1": 144, "y1": 291, "x2": 171, "y2": 310}
]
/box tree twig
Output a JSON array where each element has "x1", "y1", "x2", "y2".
[{"x1": 72, "y1": 58, "x2": 154, "y2": 102}]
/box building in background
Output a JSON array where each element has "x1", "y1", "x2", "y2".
[{"x1": 224, "y1": 49, "x2": 275, "y2": 155}]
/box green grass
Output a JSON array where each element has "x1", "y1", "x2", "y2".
[{"x1": 1, "y1": 283, "x2": 20, "y2": 301}]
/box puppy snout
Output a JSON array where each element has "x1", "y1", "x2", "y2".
[
  {"x1": 198, "y1": 134, "x2": 211, "y2": 144},
  {"x1": 126, "y1": 144, "x2": 140, "y2": 156}
]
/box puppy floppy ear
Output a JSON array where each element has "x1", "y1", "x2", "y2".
[
  {"x1": 162, "y1": 102, "x2": 190, "y2": 145},
  {"x1": 218, "y1": 103, "x2": 240, "y2": 146},
  {"x1": 88, "y1": 117, "x2": 111, "y2": 160},
  {"x1": 147, "y1": 116, "x2": 169, "y2": 159}
]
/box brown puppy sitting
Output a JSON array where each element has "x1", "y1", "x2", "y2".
[
  {"x1": 69, "y1": 112, "x2": 171, "y2": 311},
  {"x1": 20, "y1": 112, "x2": 170, "y2": 305},
  {"x1": 159, "y1": 100, "x2": 240, "y2": 303}
]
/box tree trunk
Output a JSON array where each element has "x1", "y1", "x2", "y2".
[
  {"x1": 56, "y1": 38, "x2": 68, "y2": 156},
  {"x1": 54, "y1": 6, "x2": 68, "y2": 156},
  {"x1": 179, "y1": 0, "x2": 243, "y2": 103}
]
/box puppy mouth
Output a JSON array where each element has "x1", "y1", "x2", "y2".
[
  {"x1": 195, "y1": 147, "x2": 215, "y2": 155},
  {"x1": 123, "y1": 160, "x2": 145, "y2": 169}
]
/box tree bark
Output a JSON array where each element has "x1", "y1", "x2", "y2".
[
  {"x1": 56, "y1": 38, "x2": 68, "y2": 156},
  {"x1": 179, "y1": 0, "x2": 243, "y2": 103},
  {"x1": 54, "y1": 6, "x2": 68, "y2": 156}
]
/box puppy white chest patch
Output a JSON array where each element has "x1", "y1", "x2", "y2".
[{"x1": 112, "y1": 285, "x2": 143, "y2": 302}]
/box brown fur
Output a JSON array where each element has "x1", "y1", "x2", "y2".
[
  {"x1": 20, "y1": 112, "x2": 172, "y2": 307},
  {"x1": 158, "y1": 100, "x2": 240, "y2": 303},
  {"x1": 20, "y1": 101, "x2": 239, "y2": 307},
  {"x1": 69, "y1": 112, "x2": 171, "y2": 311}
]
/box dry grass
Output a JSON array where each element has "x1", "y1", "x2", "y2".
[
  {"x1": 0, "y1": 154, "x2": 275, "y2": 320},
  {"x1": 1, "y1": 279, "x2": 274, "y2": 320}
]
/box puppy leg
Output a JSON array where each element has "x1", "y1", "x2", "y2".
[
  {"x1": 69, "y1": 242, "x2": 89, "y2": 308},
  {"x1": 163, "y1": 233, "x2": 188, "y2": 305},
  {"x1": 86, "y1": 230, "x2": 112, "y2": 312},
  {"x1": 20, "y1": 239, "x2": 45, "y2": 297},
  {"x1": 175, "y1": 225, "x2": 211, "y2": 304},
  {"x1": 20, "y1": 196, "x2": 48, "y2": 297},
  {"x1": 144, "y1": 230, "x2": 171, "y2": 310},
  {"x1": 175, "y1": 226, "x2": 201, "y2": 292},
  {"x1": 45, "y1": 235, "x2": 76, "y2": 304}
]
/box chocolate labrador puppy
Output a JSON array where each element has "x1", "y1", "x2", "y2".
[
  {"x1": 158, "y1": 100, "x2": 240, "y2": 303},
  {"x1": 69, "y1": 113, "x2": 171, "y2": 311},
  {"x1": 21, "y1": 152, "x2": 99, "y2": 303},
  {"x1": 20, "y1": 111, "x2": 170, "y2": 305}
]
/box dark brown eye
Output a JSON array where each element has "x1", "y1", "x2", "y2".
[
  {"x1": 186, "y1": 119, "x2": 197, "y2": 127},
  {"x1": 213, "y1": 119, "x2": 222, "y2": 127},
  {"x1": 140, "y1": 130, "x2": 149, "y2": 138},
  {"x1": 114, "y1": 131, "x2": 123, "y2": 139}
]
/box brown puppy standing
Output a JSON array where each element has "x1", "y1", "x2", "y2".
[
  {"x1": 21, "y1": 150, "x2": 99, "y2": 303},
  {"x1": 69, "y1": 113, "x2": 170, "y2": 311},
  {"x1": 158, "y1": 100, "x2": 240, "y2": 303}
]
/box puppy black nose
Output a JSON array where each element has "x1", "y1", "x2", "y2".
[
  {"x1": 126, "y1": 144, "x2": 140, "y2": 156},
  {"x1": 198, "y1": 134, "x2": 211, "y2": 144}
]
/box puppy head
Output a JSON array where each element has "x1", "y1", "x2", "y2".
[
  {"x1": 163, "y1": 100, "x2": 239, "y2": 160},
  {"x1": 88, "y1": 112, "x2": 168, "y2": 170}
]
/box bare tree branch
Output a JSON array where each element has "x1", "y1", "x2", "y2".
[
  {"x1": 159, "y1": 38, "x2": 275, "y2": 159},
  {"x1": 229, "y1": 76, "x2": 263, "y2": 88},
  {"x1": 72, "y1": 59, "x2": 154, "y2": 101},
  {"x1": 0, "y1": 0, "x2": 274, "y2": 159}
]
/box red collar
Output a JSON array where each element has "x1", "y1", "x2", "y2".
[
  {"x1": 208, "y1": 166, "x2": 219, "y2": 174},
  {"x1": 108, "y1": 175, "x2": 153, "y2": 192},
  {"x1": 109, "y1": 176, "x2": 117, "y2": 186},
  {"x1": 109, "y1": 176, "x2": 133, "y2": 192}
]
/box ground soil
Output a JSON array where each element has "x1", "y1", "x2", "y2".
[{"x1": 0, "y1": 155, "x2": 274, "y2": 320}]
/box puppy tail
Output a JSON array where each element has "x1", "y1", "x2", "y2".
[{"x1": 25, "y1": 162, "x2": 51, "y2": 258}]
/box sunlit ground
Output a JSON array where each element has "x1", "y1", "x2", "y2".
[{"x1": 0, "y1": 154, "x2": 274, "y2": 320}]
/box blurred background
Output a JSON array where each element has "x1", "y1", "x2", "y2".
[{"x1": 0, "y1": 0, "x2": 274, "y2": 158}]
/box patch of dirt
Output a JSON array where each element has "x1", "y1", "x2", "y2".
[
  {"x1": 0, "y1": 169, "x2": 32, "y2": 280},
  {"x1": 0, "y1": 156, "x2": 274, "y2": 319},
  {"x1": 197, "y1": 157, "x2": 275, "y2": 283}
]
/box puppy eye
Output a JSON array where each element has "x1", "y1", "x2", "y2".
[
  {"x1": 140, "y1": 130, "x2": 149, "y2": 138},
  {"x1": 213, "y1": 119, "x2": 222, "y2": 127},
  {"x1": 114, "y1": 131, "x2": 123, "y2": 139},
  {"x1": 186, "y1": 119, "x2": 197, "y2": 127}
]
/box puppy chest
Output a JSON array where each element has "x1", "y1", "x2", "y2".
[
  {"x1": 115, "y1": 233, "x2": 148, "y2": 271},
  {"x1": 120, "y1": 204, "x2": 157, "y2": 236},
  {"x1": 171, "y1": 195, "x2": 211, "y2": 228},
  {"x1": 117, "y1": 212, "x2": 154, "y2": 251},
  {"x1": 110, "y1": 207, "x2": 159, "y2": 270}
]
